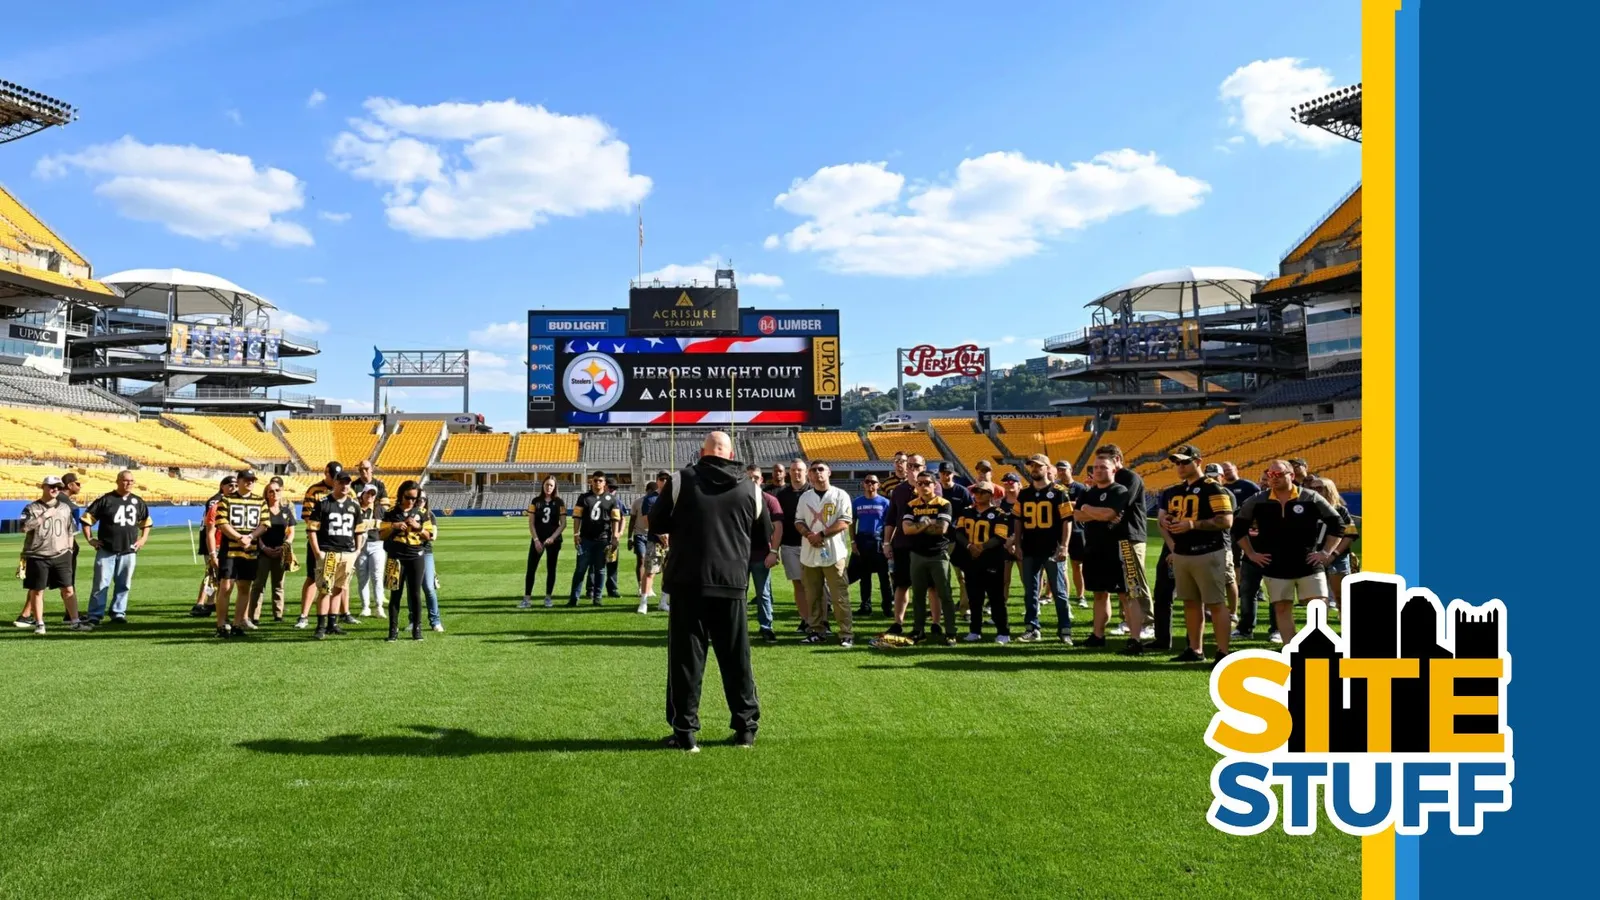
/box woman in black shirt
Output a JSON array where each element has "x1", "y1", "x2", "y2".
[
  {"x1": 522, "y1": 476, "x2": 566, "y2": 608},
  {"x1": 379, "y1": 481, "x2": 437, "y2": 641},
  {"x1": 248, "y1": 479, "x2": 296, "y2": 625}
]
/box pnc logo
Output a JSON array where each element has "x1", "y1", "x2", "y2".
[{"x1": 1206, "y1": 574, "x2": 1513, "y2": 837}]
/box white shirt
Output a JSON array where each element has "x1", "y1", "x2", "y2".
[{"x1": 795, "y1": 485, "x2": 853, "y2": 567}]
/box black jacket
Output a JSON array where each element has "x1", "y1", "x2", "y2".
[{"x1": 650, "y1": 456, "x2": 771, "y2": 601}]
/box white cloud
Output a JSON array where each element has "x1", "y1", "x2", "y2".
[
  {"x1": 468, "y1": 321, "x2": 524, "y2": 347},
  {"x1": 270, "y1": 309, "x2": 329, "y2": 334},
  {"x1": 317, "y1": 210, "x2": 350, "y2": 223},
  {"x1": 299, "y1": 276, "x2": 327, "y2": 285},
  {"x1": 638, "y1": 255, "x2": 782, "y2": 289},
  {"x1": 306, "y1": 89, "x2": 326, "y2": 108},
  {"x1": 469, "y1": 348, "x2": 523, "y2": 391},
  {"x1": 36, "y1": 136, "x2": 312, "y2": 246},
  {"x1": 319, "y1": 397, "x2": 374, "y2": 413},
  {"x1": 767, "y1": 150, "x2": 1209, "y2": 277},
  {"x1": 1219, "y1": 58, "x2": 1346, "y2": 148},
  {"x1": 330, "y1": 97, "x2": 652, "y2": 240},
  {"x1": 225, "y1": 108, "x2": 243, "y2": 125}
]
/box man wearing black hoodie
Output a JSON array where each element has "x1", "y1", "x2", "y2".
[{"x1": 649, "y1": 431, "x2": 772, "y2": 753}]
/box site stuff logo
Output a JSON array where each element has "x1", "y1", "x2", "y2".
[{"x1": 1205, "y1": 574, "x2": 1513, "y2": 837}]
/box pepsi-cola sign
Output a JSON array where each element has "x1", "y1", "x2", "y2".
[{"x1": 902, "y1": 344, "x2": 987, "y2": 378}]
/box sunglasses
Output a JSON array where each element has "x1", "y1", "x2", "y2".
[
  {"x1": 401, "y1": 493, "x2": 420, "y2": 501},
  {"x1": 43, "y1": 485, "x2": 60, "y2": 490},
  {"x1": 916, "y1": 479, "x2": 934, "y2": 486},
  {"x1": 864, "y1": 480, "x2": 879, "y2": 484}
]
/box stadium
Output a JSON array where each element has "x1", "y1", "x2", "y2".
[{"x1": 2, "y1": 71, "x2": 1366, "y2": 898}]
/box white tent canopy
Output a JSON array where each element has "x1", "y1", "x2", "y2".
[
  {"x1": 1085, "y1": 266, "x2": 1265, "y2": 314},
  {"x1": 98, "y1": 267, "x2": 274, "y2": 319}
]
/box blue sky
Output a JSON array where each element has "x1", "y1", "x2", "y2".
[{"x1": 1, "y1": 0, "x2": 1359, "y2": 431}]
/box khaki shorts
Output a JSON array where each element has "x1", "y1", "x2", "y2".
[
  {"x1": 1266, "y1": 573, "x2": 1329, "y2": 605},
  {"x1": 1224, "y1": 544, "x2": 1237, "y2": 588},
  {"x1": 780, "y1": 545, "x2": 805, "y2": 581},
  {"x1": 1172, "y1": 548, "x2": 1229, "y2": 607},
  {"x1": 317, "y1": 550, "x2": 358, "y2": 595}
]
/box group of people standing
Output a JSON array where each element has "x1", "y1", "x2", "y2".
[{"x1": 12, "y1": 458, "x2": 446, "y2": 642}]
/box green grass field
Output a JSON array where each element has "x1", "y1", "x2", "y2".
[{"x1": 0, "y1": 519, "x2": 1357, "y2": 898}]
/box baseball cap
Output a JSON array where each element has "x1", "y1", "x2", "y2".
[
  {"x1": 335, "y1": 470, "x2": 353, "y2": 484},
  {"x1": 1054, "y1": 460, "x2": 1071, "y2": 469},
  {"x1": 42, "y1": 475, "x2": 63, "y2": 487},
  {"x1": 220, "y1": 475, "x2": 237, "y2": 487},
  {"x1": 325, "y1": 461, "x2": 344, "y2": 478},
  {"x1": 1203, "y1": 463, "x2": 1222, "y2": 477},
  {"x1": 1002, "y1": 472, "x2": 1021, "y2": 483},
  {"x1": 60, "y1": 472, "x2": 79, "y2": 485},
  {"x1": 937, "y1": 462, "x2": 953, "y2": 473},
  {"x1": 1289, "y1": 457, "x2": 1309, "y2": 468},
  {"x1": 237, "y1": 469, "x2": 258, "y2": 482},
  {"x1": 359, "y1": 483, "x2": 378, "y2": 495},
  {"x1": 1169, "y1": 444, "x2": 1202, "y2": 463},
  {"x1": 1026, "y1": 453, "x2": 1051, "y2": 467},
  {"x1": 972, "y1": 481, "x2": 996, "y2": 494},
  {"x1": 974, "y1": 459, "x2": 993, "y2": 470}
]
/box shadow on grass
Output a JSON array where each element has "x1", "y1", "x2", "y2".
[
  {"x1": 856, "y1": 656, "x2": 1211, "y2": 673},
  {"x1": 238, "y1": 725, "x2": 661, "y2": 757}
]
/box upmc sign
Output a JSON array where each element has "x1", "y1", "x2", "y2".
[{"x1": 902, "y1": 344, "x2": 987, "y2": 378}]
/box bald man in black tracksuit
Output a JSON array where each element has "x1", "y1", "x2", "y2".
[{"x1": 650, "y1": 432, "x2": 772, "y2": 753}]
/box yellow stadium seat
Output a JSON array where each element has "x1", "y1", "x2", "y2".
[
  {"x1": 438, "y1": 432, "x2": 512, "y2": 464},
  {"x1": 513, "y1": 432, "x2": 581, "y2": 464},
  {"x1": 278, "y1": 418, "x2": 382, "y2": 470},
  {"x1": 796, "y1": 432, "x2": 869, "y2": 462},
  {"x1": 166, "y1": 414, "x2": 292, "y2": 465},
  {"x1": 376, "y1": 420, "x2": 445, "y2": 471},
  {"x1": 1284, "y1": 186, "x2": 1361, "y2": 265},
  {"x1": 0, "y1": 184, "x2": 90, "y2": 268},
  {"x1": 864, "y1": 431, "x2": 941, "y2": 462}
]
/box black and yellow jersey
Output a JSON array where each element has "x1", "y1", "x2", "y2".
[
  {"x1": 379, "y1": 506, "x2": 437, "y2": 560},
  {"x1": 301, "y1": 481, "x2": 333, "y2": 521},
  {"x1": 528, "y1": 496, "x2": 566, "y2": 542},
  {"x1": 1157, "y1": 477, "x2": 1235, "y2": 555},
  {"x1": 902, "y1": 495, "x2": 953, "y2": 557},
  {"x1": 573, "y1": 491, "x2": 621, "y2": 542},
  {"x1": 1013, "y1": 483, "x2": 1072, "y2": 557},
  {"x1": 216, "y1": 491, "x2": 266, "y2": 559},
  {"x1": 956, "y1": 505, "x2": 1011, "y2": 566},
  {"x1": 308, "y1": 495, "x2": 363, "y2": 554}
]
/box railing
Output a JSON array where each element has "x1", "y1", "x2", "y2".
[
  {"x1": 279, "y1": 332, "x2": 319, "y2": 351},
  {"x1": 119, "y1": 385, "x2": 314, "y2": 404},
  {"x1": 1280, "y1": 180, "x2": 1361, "y2": 263}
]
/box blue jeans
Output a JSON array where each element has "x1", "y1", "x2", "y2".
[
  {"x1": 570, "y1": 538, "x2": 610, "y2": 600},
  {"x1": 1021, "y1": 555, "x2": 1071, "y2": 635},
  {"x1": 88, "y1": 549, "x2": 137, "y2": 621},
  {"x1": 423, "y1": 549, "x2": 441, "y2": 627},
  {"x1": 749, "y1": 559, "x2": 774, "y2": 630}
]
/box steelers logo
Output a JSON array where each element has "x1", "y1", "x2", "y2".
[{"x1": 563, "y1": 351, "x2": 625, "y2": 413}]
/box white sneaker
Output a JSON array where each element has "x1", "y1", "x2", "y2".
[
  {"x1": 994, "y1": 634, "x2": 1011, "y2": 644},
  {"x1": 294, "y1": 617, "x2": 308, "y2": 629},
  {"x1": 839, "y1": 639, "x2": 854, "y2": 649},
  {"x1": 658, "y1": 599, "x2": 670, "y2": 612},
  {"x1": 359, "y1": 606, "x2": 372, "y2": 618},
  {"x1": 432, "y1": 623, "x2": 444, "y2": 633},
  {"x1": 519, "y1": 598, "x2": 533, "y2": 609},
  {"x1": 33, "y1": 623, "x2": 46, "y2": 635},
  {"x1": 1268, "y1": 630, "x2": 1284, "y2": 645},
  {"x1": 374, "y1": 607, "x2": 387, "y2": 619},
  {"x1": 1113, "y1": 622, "x2": 1130, "y2": 636},
  {"x1": 240, "y1": 619, "x2": 258, "y2": 631},
  {"x1": 636, "y1": 601, "x2": 650, "y2": 614},
  {"x1": 962, "y1": 632, "x2": 983, "y2": 642},
  {"x1": 1140, "y1": 625, "x2": 1155, "y2": 640},
  {"x1": 543, "y1": 596, "x2": 553, "y2": 608},
  {"x1": 1076, "y1": 597, "x2": 1089, "y2": 608}
]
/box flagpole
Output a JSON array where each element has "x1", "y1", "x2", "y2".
[
  {"x1": 669, "y1": 370, "x2": 676, "y2": 471},
  {"x1": 730, "y1": 373, "x2": 736, "y2": 442},
  {"x1": 636, "y1": 202, "x2": 644, "y2": 283}
]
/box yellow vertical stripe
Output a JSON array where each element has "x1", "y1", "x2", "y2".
[
  {"x1": 1362, "y1": 2, "x2": 1401, "y2": 898},
  {"x1": 1303, "y1": 658, "x2": 1331, "y2": 752}
]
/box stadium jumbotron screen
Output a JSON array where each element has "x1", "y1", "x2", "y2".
[{"x1": 527, "y1": 306, "x2": 840, "y2": 427}]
